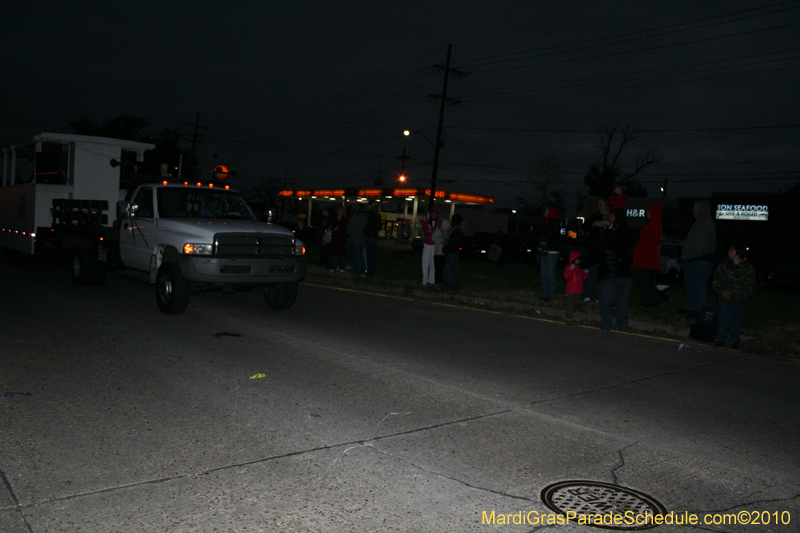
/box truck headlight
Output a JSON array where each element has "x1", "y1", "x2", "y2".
[
  {"x1": 183, "y1": 243, "x2": 213, "y2": 255},
  {"x1": 294, "y1": 240, "x2": 305, "y2": 256}
]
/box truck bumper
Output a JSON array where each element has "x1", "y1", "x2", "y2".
[{"x1": 179, "y1": 256, "x2": 307, "y2": 285}]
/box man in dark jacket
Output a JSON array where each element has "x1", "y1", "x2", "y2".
[
  {"x1": 442, "y1": 214, "x2": 464, "y2": 297},
  {"x1": 679, "y1": 199, "x2": 716, "y2": 317},
  {"x1": 586, "y1": 208, "x2": 635, "y2": 332},
  {"x1": 582, "y1": 198, "x2": 611, "y2": 301}
]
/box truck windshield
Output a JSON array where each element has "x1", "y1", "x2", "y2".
[{"x1": 157, "y1": 188, "x2": 258, "y2": 220}]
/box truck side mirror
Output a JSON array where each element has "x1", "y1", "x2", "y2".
[{"x1": 116, "y1": 201, "x2": 129, "y2": 219}]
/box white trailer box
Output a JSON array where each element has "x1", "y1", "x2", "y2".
[{"x1": 1, "y1": 133, "x2": 154, "y2": 253}]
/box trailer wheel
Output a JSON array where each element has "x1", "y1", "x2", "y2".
[
  {"x1": 263, "y1": 281, "x2": 298, "y2": 310},
  {"x1": 155, "y1": 262, "x2": 190, "y2": 314},
  {"x1": 71, "y1": 250, "x2": 90, "y2": 286},
  {"x1": 71, "y1": 248, "x2": 106, "y2": 286}
]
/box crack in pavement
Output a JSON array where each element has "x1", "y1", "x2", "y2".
[
  {"x1": 527, "y1": 352, "x2": 748, "y2": 407},
  {"x1": 373, "y1": 447, "x2": 535, "y2": 502},
  {"x1": 1, "y1": 467, "x2": 34, "y2": 533},
  {"x1": 8, "y1": 408, "x2": 514, "y2": 511},
  {"x1": 610, "y1": 442, "x2": 639, "y2": 485}
]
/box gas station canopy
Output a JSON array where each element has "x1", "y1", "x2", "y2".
[
  {"x1": 279, "y1": 186, "x2": 493, "y2": 240},
  {"x1": 278, "y1": 186, "x2": 493, "y2": 205}
]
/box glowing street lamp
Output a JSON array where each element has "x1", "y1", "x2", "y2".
[{"x1": 403, "y1": 129, "x2": 444, "y2": 210}]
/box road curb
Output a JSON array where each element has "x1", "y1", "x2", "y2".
[{"x1": 302, "y1": 270, "x2": 692, "y2": 339}]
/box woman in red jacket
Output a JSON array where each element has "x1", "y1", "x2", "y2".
[{"x1": 632, "y1": 204, "x2": 663, "y2": 307}]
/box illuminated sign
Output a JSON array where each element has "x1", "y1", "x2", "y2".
[
  {"x1": 716, "y1": 204, "x2": 769, "y2": 221},
  {"x1": 393, "y1": 188, "x2": 418, "y2": 196},
  {"x1": 626, "y1": 209, "x2": 646, "y2": 217},
  {"x1": 313, "y1": 190, "x2": 345, "y2": 196},
  {"x1": 424, "y1": 189, "x2": 446, "y2": 198},
  {"x1": 278, "y1": 190, "x2": 293, "y2": 196},
  {"x1": 357, "y1": 189, "x2": 383, "y2": 196}
]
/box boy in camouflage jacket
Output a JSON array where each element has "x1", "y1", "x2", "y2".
[{"x1": 712, "y1": 243, "x2": 757, "y2": 349}]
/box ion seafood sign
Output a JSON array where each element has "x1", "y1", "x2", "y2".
[{"x1": 716, "y1": 204, "x2": 769, "y2": 221}]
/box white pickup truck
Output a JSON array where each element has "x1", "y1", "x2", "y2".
[
  {"x1": 110, "y1": 182, "x2": 307, "y2": 314},
  {"x1": 1, "y1": 132, "x2": 306, "y2": 314}
]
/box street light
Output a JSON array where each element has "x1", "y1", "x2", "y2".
[{"x1": 403, "y1": 129, "x2": 444, "y2": 210}]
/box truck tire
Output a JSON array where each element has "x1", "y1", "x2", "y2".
[
  {"x1": 155, "y1": 262, "x2": 190, "y2": 314},
  {"x1": 263, "y1": 281, "x2": 298, "y2": 310},
  {"x1": 72, "y1": 248, "x2": 107, "y2": 286}
]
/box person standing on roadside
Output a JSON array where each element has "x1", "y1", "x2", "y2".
[
  {"x1": 325, "y1": 204, "x2": 349, "y2": 272},
  {"x1": 442, "y1": 214, "x2": 464, "y2": 298},
  {"x1": 363, "y1": 201, "x2": 382, "y2": 277},
  {"x1": 539, "y1": 205, "x2": 562, "y2": 301},
  {"x1": 582, "y1": 198, "x2": 612, "y2": 301},
  {"x1": 420, "y1": 207, "x2": 443, "y2": 285},
  {"x1": 318, "y1": 208, "x2": 330, "y2": 268},
  {"x1": 632, "y1": 204, "x2": 663, "y2": 307},
  {"x1": 432, "y1": 215, "x2": 450, "y2": 287},
  {"x1": 585, "y1": 208, "x2": 635, "y2": 332},
  {"x1": 679, "y1": 199, "x2": 716, "y2": 318},
  {"x1": 712, "y1": 243, "x2": 756, "y2": 350},
  {"x1": 564, "y1": 250, "x2": 589, "y2": 325},
  {"x1": 348, "y1": 205, "x2": 368, "y2": 276}
]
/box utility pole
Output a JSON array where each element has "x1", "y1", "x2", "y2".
[
  {"x1": 428, "y1": 43, "x2": 467, "y2": 211},
  {"x1": 280, "y1": 170, "x2": 288, "y2": 223},
  {"x1": 186, "y1": 112, "x2": 208, "y2": 176},
  {"x1": 398, "y1": 146, "x2": 410, "y2": 182}
]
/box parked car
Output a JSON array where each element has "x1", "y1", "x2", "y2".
[
  {"x1": 459, "y1": 233, "x2": 497, "y2": 260},
  {"x1": 766, "y1": 263, "x2": 800, "y2": 292}
]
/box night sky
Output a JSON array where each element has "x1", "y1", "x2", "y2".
[{"x1": 3, "y1": 1, "x2": 799, "y2": 210}]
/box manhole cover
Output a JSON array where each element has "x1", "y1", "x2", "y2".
[{"x1": 541, "y1": 480, "x2": 667, "y2": 530}]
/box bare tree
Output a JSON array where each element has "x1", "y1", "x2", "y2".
[
  {"x1": 519, "y1": 152, "x2": 565, "y2": 215},
  {"x1": 584, "y1": 124, "x2": 661, "y2": 197}
]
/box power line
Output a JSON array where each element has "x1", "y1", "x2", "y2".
[
  {"x1": 448, "y1": 124, "x2": 800, "y2": 134},
  {"x1": 461, "y1": 3, "x2": 800, "y2": 72}
]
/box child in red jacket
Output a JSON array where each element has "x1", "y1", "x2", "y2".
[
  {"x1": 608, "y1": 184, "x2": 630, "y2": 211},
  {"x1": 564, "y1": 250, "x2": 590, "y2": 324}
]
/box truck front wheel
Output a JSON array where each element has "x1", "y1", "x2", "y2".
[
  {"x1": 263, "y1": 281, "x2": 298, "y2": 310},
  {"x1": 156, "y1": 262, "x2": 190, "y2": 314}
]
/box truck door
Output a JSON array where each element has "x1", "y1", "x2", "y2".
[{"x1": 119, "y1": 187, "x2": 157, "y2": 271}]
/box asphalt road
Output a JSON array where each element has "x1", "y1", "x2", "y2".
[{"x1": 1, "y1": 254, "x2": 798, "y2": 532}]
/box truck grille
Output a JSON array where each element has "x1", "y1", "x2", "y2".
[{"x1": 214, "y1": 234, "x2": 295, "y2": 258}]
